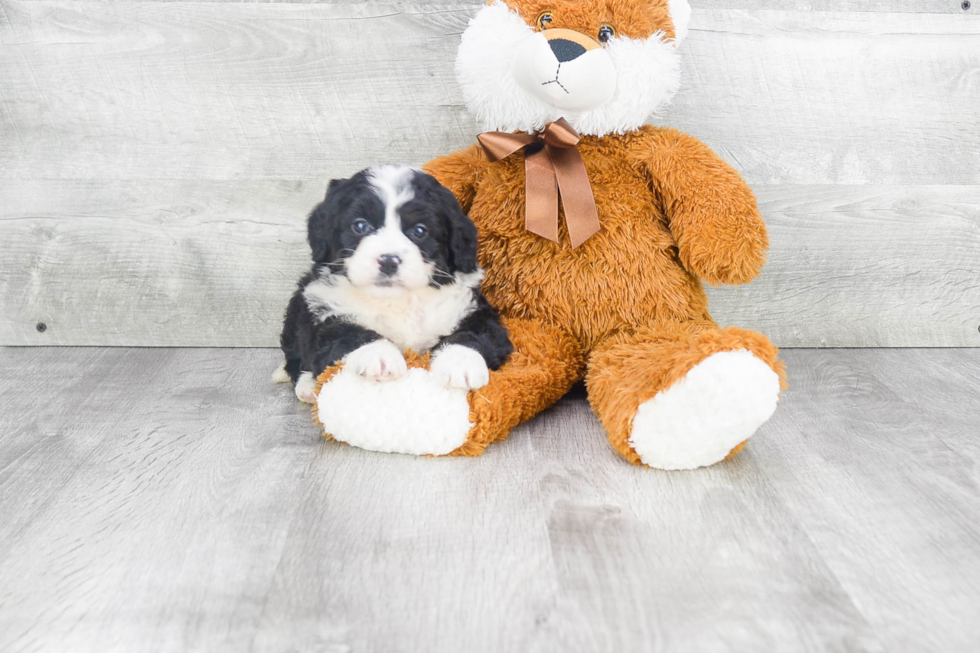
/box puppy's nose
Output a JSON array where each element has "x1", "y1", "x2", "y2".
[
  {"x1": 377, "y1": 254, "x2": 401, "y2": 276},
  {"x1": 549, "y1": 38, "x2": 587, "y2": 63}
]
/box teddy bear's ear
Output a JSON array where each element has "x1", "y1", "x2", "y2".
[{"x1": 668, "y1": 0, "x2": 691, "y2": 46}]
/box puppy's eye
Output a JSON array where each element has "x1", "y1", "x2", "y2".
[
  {"x1": 598, "y1": 25, "x2": 616, "y2": 43},
  {"x1": 409, "y1": 224, "x2": 428, "y2": 240},
  {"x1": 351, "y1": 219, "x2": 372, "y2": 235},
  {"x1": 537, "y1": 12, "x2": 554, "y2": 30}
]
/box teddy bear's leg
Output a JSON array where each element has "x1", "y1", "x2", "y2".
[
  {"x1": 314, "y1": 317, "x2": 583, "y2": 457},
  {"x1": 452, "y1": 317, "x2": 584, "y2": 456},
  {"x1": 586, "y1": 323, "x2": 786, "y2": 470}
]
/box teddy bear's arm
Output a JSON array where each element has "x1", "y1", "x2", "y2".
[
  {"x1": 423, "y1": 144, "x2": 490, "y2": 213},
  {"x1": 638, "y1": 128, "x2": 768, "y2": 286}
]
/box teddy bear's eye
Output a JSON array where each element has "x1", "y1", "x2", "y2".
[
  {"x1": 537, "y1": 12, "x2": 554, "y2": 30},
  {"x1": 598, "y1": 24, "x2": 617, "y2": 43}
]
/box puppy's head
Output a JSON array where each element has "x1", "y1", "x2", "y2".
[
  {"x1": 308, "y1": 165, "x2": 478, "y2": 297},
  {"x1": 456, "y1": 0, "x2": 690, "y2": 136}
]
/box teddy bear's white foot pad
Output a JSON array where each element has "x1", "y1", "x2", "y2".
[
  {"x1": 629, "y1": 350, "x2": 780, "y2": 470},
  {"x1": 317, "y1": 368, "x2": 473, "y2": 456}
]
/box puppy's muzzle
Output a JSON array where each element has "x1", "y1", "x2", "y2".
[{"x1": 377, "y1": 254, "x2": 401, "y2": 277}]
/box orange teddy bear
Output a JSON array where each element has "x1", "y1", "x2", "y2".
[{"x1": 314, "y1": 0, "x2": 786, "y2": 469}]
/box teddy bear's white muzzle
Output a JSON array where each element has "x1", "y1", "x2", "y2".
[{"x1": 511, "y1": 33, "x2": 617, "y2": 113}]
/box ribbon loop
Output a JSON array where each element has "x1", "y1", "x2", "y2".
[
  {"x1": 541, "y1": 120, "x2": 581, "y2": 149},
  {"x1": 478, "y1": 118, "x2": 600, "y2": 249},
  {"x1": 476, "y1": 131, "x2": 538, "y2": 163}
]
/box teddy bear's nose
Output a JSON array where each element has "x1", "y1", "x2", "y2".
[{"x1": 549, "y1": 38, "x2": 587, "y2": 63}]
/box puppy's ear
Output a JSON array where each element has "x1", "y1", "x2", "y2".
[
  {"x1": 325, "y1": 178, "x2": 343, "y2": 199},
  {"x1": 307, "y1": 177, "x2": 348, "y2": 264},
  {"x1": 441, "y1": 188, "x2": 479, "y2": 275},
  {"x1": 307, "y1": 203, "x2": 332, "y2": 264},
  {"x1": 419, "y1": 173, "x2": 478, "y2": 274}
]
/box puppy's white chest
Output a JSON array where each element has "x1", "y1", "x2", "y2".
[
  {"x1": 358, "y1": 292, "x2": 468, "y2": 353},
  {"x1": 305, "y1": 277, "x2": 478, "y2": 354}
]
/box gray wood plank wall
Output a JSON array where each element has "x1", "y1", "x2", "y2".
[{"x1": 1, "y1": 0, "x2": 978, "y2": 347}]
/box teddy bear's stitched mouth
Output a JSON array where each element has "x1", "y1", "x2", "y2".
[{"x1": 540, "y1": 64, "x2": 570, "y2": 94}]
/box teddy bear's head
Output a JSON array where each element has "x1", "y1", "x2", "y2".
[{"x1": 456, "y1": 0, "x2": 691, "y2": 137}]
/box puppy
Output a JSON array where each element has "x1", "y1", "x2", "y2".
[{"x1": 273, "y1": 165, "x2": 513, "y2": 404}]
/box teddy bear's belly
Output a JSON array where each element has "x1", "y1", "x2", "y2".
[
  {"x1": 474, "y1": 207, "x2": 712, "y2": 354},
  {"x1": 468, "y1": 151, "x2": 714, "y2": 353}
]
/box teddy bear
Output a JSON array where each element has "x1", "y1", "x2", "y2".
[{"x1": 312, "y1": 0, "x2": 786, "y2": 470}]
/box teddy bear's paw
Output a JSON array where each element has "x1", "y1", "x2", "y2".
[
  {"x1": 430, "y1": 345, "x2": 490, "y2": 390},
  {"x1": 629, "y1": 350, "x2": 780, "y2": 470},
  {"x1": 344, "y1": 339, "x2": 408, "y2": 383},
  {"x1": 316, "y1": 367, "x2": 473, "y2": 456},
  {"x1": 294, "y1": 371, "x2": 319, "y2": 404}
]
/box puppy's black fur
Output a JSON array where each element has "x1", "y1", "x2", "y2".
[{"x1": 279, "y1": 168, "x2": 512, "y2": 388}]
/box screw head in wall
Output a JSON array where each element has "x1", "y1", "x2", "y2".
[
  {"x1": 36, "y1": 322, "x2": 47, "y2": 333},
  {"x1": 964, "y1": 1, "x2": 972, "y2": 11}
]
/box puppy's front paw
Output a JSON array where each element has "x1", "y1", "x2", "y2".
[
  {"x1": 430, "y1": 345, "x2": 490, "y2": 390},
  {"x1": 344, "y1": 340, "x2": 408, "y2": 382},
  {"x1": 294, "y1": 371, "x2": 318, "y2": 404}
]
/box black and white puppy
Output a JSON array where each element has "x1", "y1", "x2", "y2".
[{"x1": 273, "y1": 165, "x2": 513, "y2": 403}]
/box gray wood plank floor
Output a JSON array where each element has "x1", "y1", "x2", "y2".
[{"x1": 1, "y1": 348, "x2": 978, "y2": 652}]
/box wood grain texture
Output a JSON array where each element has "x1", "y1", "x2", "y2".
[
  {"x1": 707, "y1": 184, "x2": 980, "y2": 347},
  {"x1": 2, "y1": 2, "x2": 980, "y2": 347},
  {"x1": 1, "y1": 347, "x2": 979, "y2": 652},
  {"x1": 3, "y1": 181, "x2": 978, "y2": 347},
  {"x1": 0, "y1": 348, "x2": 320, "y2": 652},
  {"x1": 746, "y1": 349, "x2": 980, "y2": 652},
  {"x1": 665, "y1": 10, "x2": 980, "y2": 186},
  {"x1": 2, "y1": 3, "x2": 978, "y2": 183},
  {"x1": 0, "y1": 180, "x2": 317, "y2": 347},
  {"x1": 693, "y1": 0, "x2": 969, "y2": 11},
  {"x1": 0, "y1": 1, "x2": 475, "y2": 180},
  {"x1": 8, "y1": 0, "x2": 971, "y2": 12}
]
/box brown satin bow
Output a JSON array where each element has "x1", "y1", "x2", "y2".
[{"x1": 478, "y1": 118, "x2": 600, "y2": 249}]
